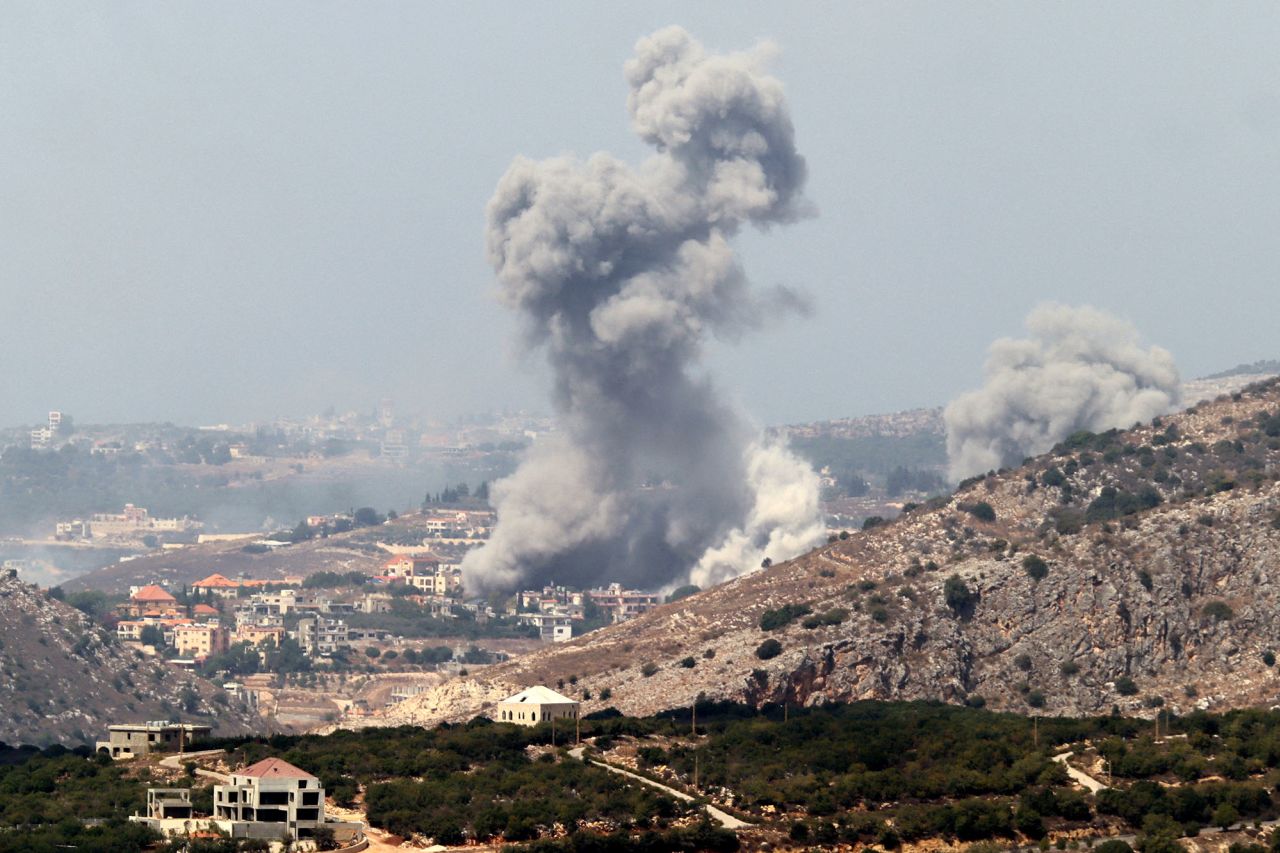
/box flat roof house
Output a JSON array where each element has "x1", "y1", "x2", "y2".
[
  {"x1": 495, "y1": 685, "x2": 580, "y2": 727},
  {"x1": 146, "y1": 788, "x2": 194, "y2": 820},
  {"x1": 96, "y1": 721, "x2": 211, "y2": 759}
]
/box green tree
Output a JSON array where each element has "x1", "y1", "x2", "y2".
[
  {"x1": 140, "y1": 625, "x2": 165, "y2": 647},
  {"x1": 945, "y1": 576, "x2": 978, "y2": 618},
  {"x1": 666, "y1": 584, "x2": 700, "y2": 604}
]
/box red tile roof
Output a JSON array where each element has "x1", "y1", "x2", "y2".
[
  {"x1": 193, "y1": 573, "x2": 238, "y2": 588},
  {"x1": 237, "y1": 757, "x2": 315, "y2": 780},
  {"x1": 132, "y1": 584, "x2": 177, "y2": 603},
  {"x1": 193, "y1": 604, "x2": 219, "y2": 615}
]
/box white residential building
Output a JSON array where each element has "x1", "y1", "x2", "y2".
[{"x1": 495, "y1": 685, "x2": 580, "y2": 727}]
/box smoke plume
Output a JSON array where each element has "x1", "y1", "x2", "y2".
[
  {"x1": 462, "y1": 26, "x2": 825, "y2": 594},
  {"x1": 944, "y1": 303, "x2": 1181, "y2": 481}
]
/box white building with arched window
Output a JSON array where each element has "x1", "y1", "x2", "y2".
[{"x1": 495, "y1": 685, "x2": 580, "y2": 727}]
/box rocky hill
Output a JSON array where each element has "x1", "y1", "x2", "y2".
[
  {"x1": 362, "y1": 377, "x2": 1280, "y2": 729},
  {"x1": 0, "y1": 573, "x2": 259, "y2": 745}
]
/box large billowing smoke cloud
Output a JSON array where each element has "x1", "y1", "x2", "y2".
[
  {"x1": 945, "y1": 303, "x2": 1181, "y2": 481},
  {"x1": 461, "y1": 26, "x2": 825, "y2": 594}
]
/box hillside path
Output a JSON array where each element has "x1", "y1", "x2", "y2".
[
  {"x1": 568, "y1": 747, "x2": 751, "y2": 830},
  {"x1": 159, "y1": 749, "x2": 231, "y2": 783},
  {"x1": 1051, "y1": 751, "x2": 1107, "y2": 793}
]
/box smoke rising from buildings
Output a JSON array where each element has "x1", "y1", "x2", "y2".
[
  {"x1": 461, "y1": 26, "x2": 825, "y2": 594},
  {"x1": 944, "y1": 303, "x2": 1181, "y2": 481}
]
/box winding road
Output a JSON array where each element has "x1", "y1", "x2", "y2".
[{"x1": 568, "y1": 747, "x2": 751, "y2": 830}]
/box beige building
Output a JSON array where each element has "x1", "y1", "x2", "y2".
[
  {"x1": 234, "y1": 624, "x2": 284, "y2": 647},
  {"x1": 495, "y1": 685, "x2": 580, "y2": 727},
  {"x1": 173, "y1": 624, "x2": 229, "y2": 659},
  {"x1": 96, "y1": 722, "x2": 211, "y2": 759}
]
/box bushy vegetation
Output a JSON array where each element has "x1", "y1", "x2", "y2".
[
  {"x1": 755, "y1": 639, "x2": 783, "y2": 660},
  {"x1": 1022, "y1": 554, "x2": 1049, "y2": 581},
  {"x1": 960, "y1": 501, "x2": 997, "y2": 522},
  {"x1": 758, "y1": 603, "x2": 811, "y2": 631},
  {"x1": 0, "y1": 746, "x2": 171, "y2": 852}
]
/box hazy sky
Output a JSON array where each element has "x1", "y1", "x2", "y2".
[{"x1": 3, "y1": 3, "x2": 1278, "y2": 429}]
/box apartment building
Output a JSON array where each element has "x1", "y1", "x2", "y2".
[{"x1": 173, "y1": 624, "x2": 229, "y2": 660}]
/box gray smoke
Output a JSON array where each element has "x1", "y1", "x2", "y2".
[
  {"x1": 945, "y1": 303, "x2": 1181, "y2": 481},
  {"x1": 461, "y1": 26, "x2": 825, "y2": 594}
]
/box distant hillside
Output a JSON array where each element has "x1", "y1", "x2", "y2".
[
  {"x1": 0, "y1": 574, "x2": 259, "y2": 745},
  {"x1": 1204, "y1": 359, "x2": 1280, "y2": 380},
  {"x1": 62, "y1": 515, "x2": 439, "y2": 595},
  {"x1": 364, "y1": 376, "x2": 1280, "y2": 729}
]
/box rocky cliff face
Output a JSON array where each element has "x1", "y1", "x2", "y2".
[
  {"x1": 0, "y1": 574, "x2": 259, "y2": 745},
  {"x1": 363, "y1": 378, "x2": 1280, "y2": 729}
]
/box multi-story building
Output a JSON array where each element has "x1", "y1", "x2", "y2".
[
  {"x1": 517, "y1": 612, "x2": 574, "y2": 642},
  {"x1": 173, "y1": 624, "x2": 229, "y2": 660},
  {"x1": 213, "y1": 758, "x2": 326, "y2": 841},
  {"x1": 96, "y1": 721, "x2": 211, "y2": 759},
  {"x1": 587, "y1": 582, "x2": 660, "y2": 624},
  {"x1": 118, "y1": 584, "x2": 182, "y2": 618},
  {"x1": 383, "y1": 554, "x2": 462, "y2": 597},
  {"x1": 87, "y1": 504, "x2": 201, "y2": 540},
  {"x1": 233, "y1": 624, "x2": 285, "y2": 648},
  {"x1": 294, "y1": 615, "x2": 350, "y2": 655}
]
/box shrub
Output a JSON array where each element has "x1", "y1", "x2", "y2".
[
  {"x1": 1015, "y1": 653, "x2": 1033, "y2": 672},
  {"x1": 1264, "y1": 651, "x2": 1276, "y2": 667},
  {"x1": 679, "y1": 656, "x2": 696, "y2": 669},
  {"x1": 863, "y1": 516, "x2": 887, "y2": 530},
  {"x1": 962, "y1": 501, "x2": 997, "y2": 523},
  {"x1": 1114, "y1": 676, "x2": 1139, "y2": 696},
  {"x1": 1053, "y1": 510, "x2": 1084, "y2": 535},
  {"x1": 1041, "y1": 468, "x2": 1067, "y2": 488},
  {"x1": 665, "y1": 584, "x2": 700, "y2": 604},
  {"x1": 759, "y1": 603, "x2": 812, "y2": 631},
  {"x1": 1060, "y1": 661, "x2": 1080, "y2": 676},
  {"x1": 640, "y1": 662, "x2": 659, "y2": 677},
  {"x1": 1026, "y1": 690, "x2": 1046, "y2": 709},
  {"x1": 802, "y1": 608, "x2": 849, "y2": 630},
  {"x1": 1095, "y1": 842, "x2": 1133, "y2": 853},
  {"x1": 755, "y1": 639, "x2": 783, "y2": 660},
  {"x1": 1022, "y1": 555, "x2": 1049, "y2": 581},
  {"x1": 944, "y1": 575, "x2": 978, "y2": 617},
  {"x1": 1202, "y1": 601, "x2": 1234, "y2": 623}
]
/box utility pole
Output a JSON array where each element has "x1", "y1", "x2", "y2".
[
  {"x1": 1033, "y1": 715, "x2": 1038, "y2": 748},
  {"x1": 694, "y1": 751, "x2": 699, "y2": 790},
  {"x1": 691, "y1": 700, "x2": 697, "y2": 737}
]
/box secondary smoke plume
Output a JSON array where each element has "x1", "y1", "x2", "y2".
[
  {"x1": 945, "y1": 303, "x2": 1181, "y2": 481},
  {"x1": 462, "y1": 26, "x2": 825, "y2": 594}
]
